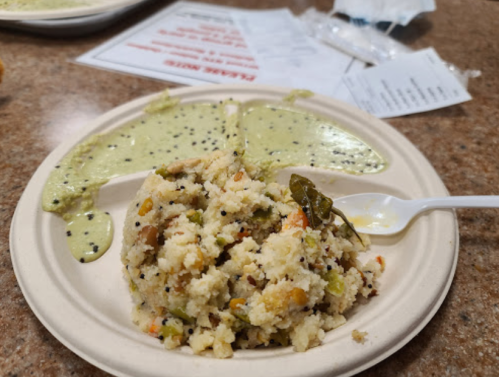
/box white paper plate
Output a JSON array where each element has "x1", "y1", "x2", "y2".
[
  {"x1": 0, "y1": 0, "x2": 149, "y2": 21},
  {"x1": 10, "y1": 84, "x2": 459, "y2": 377}
]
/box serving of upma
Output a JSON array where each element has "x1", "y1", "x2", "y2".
[{"x1": 121, "y1": 149, "x2": 384, "y2": 358}]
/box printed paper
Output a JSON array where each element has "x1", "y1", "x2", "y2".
[
  {"x1": 342, "y1": 48, "x2": 472, "y2": 118},
  {"x1": 76, "y1": 1, "x2": 363, "y2": 88}
]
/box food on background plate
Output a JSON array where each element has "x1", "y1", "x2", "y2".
[
  {"x1": 121, "y1": 150, "x2": 384, "y2": 358},
  {"x1": 41, "y1": 90, "x2": 387, "y2": 263},
  {"x1": 0, "y1": 0, "x2": 88, "y2": 11}
]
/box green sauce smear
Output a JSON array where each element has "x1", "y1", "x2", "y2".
[
  {"x1": 66, "y1": 210, "x2": 112, "y2": 263},
  {"x1": 42, "y1": 90, "x2": 386, "y2": 263},
  {"x1": 242, "y1": 102, "x2": 384, "y2": 174}
]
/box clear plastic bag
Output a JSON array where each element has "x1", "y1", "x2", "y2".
[
  {"x1": 300, "y1": 8, "x2": 412, "y2": 65},
  {"x1": 299, "y1": 8, "x2": 481, "y2": 88},
  {"x1": 444, "y1": 62, "x2": 481, "y2": 89}
]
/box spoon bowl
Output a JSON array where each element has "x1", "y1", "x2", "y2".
[{"x1": 333, "y1": 193, "x2": 499, "y2": 235}]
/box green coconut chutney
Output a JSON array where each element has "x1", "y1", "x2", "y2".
[{"x1": 42, "y1": 90, "x2": 386, "y2": 263}]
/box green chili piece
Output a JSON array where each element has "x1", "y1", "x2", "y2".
[
  {"x1": 264, "y1": 192, "x2": 275, "y2": 200},
  {"x1": 155, "y1": 165, "x2": 171, "y2": 179}
]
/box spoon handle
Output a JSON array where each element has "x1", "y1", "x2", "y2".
[{"x1": 415, "y1": 196, "x2": 499, "y2": 211}]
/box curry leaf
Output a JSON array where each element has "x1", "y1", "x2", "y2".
[
  {"x1": 289, "y1": 174, "x2": 332, "y2": 228},
  {"x1": 289, "y1": 174, "x2": 363, "y2": 244}
]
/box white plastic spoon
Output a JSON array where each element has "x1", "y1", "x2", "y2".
[{"x1": 333, "y1": 194, "x2": 499, "y2": 235}]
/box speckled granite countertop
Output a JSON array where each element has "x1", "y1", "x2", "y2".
[{"x1": 1, "y1": 0, "x2": 498, "y2": 376}]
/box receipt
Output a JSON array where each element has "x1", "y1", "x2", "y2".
[{"x1": 342, "y1": 48, "x2": 472, "y2": 118}]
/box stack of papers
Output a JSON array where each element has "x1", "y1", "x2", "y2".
[{"x1": 77, "y1": 1, "x2": 471, "y2": 118}]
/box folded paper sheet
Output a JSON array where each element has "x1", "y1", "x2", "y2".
[{"x1": 342, "y1": 48, "x2": 472, "y2": 118}]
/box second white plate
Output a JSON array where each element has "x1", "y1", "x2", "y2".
[
  {"x1": 10, "y1": 84, "x2": 459, "y2": 377},
  {"x1": 0, "y1": 0, "x2": 149, "y2": 20},
  {"x1": 0, "y1": 0, "x2": 154, "y2": 36}
]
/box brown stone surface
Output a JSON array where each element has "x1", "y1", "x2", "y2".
[{"x1": 0, "y1": 0, "x2": 498, "y2": 376}]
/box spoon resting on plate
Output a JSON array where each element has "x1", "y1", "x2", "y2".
[{"x1": 333, "y1": 194, "x2": 499, "y2": 235}]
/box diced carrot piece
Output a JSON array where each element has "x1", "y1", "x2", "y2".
[
  {"x1": 283, "y1": 208, "x2": 309, "y2": 230},
  {"x1": 289, "y1": 288, "x2": 308, "y2": 306},
  {"x1": 229, "y1": 298, "x2": 246, "y2": 310},
  {"x1": 238, "y1": 230, "x2": 250, "y2": 239},
  {"x1": 234, "y1": 171, "x2": 244, "y2": 182},
  {"x1": 376, "y1": 256, "x2": 386, "y2": 272},
  {"x1": 138, "y1": 197, "x2": 154, "y2": 216},
  {"x1": 149, "y1": 322, "x2": 159, "y2": 334}
]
